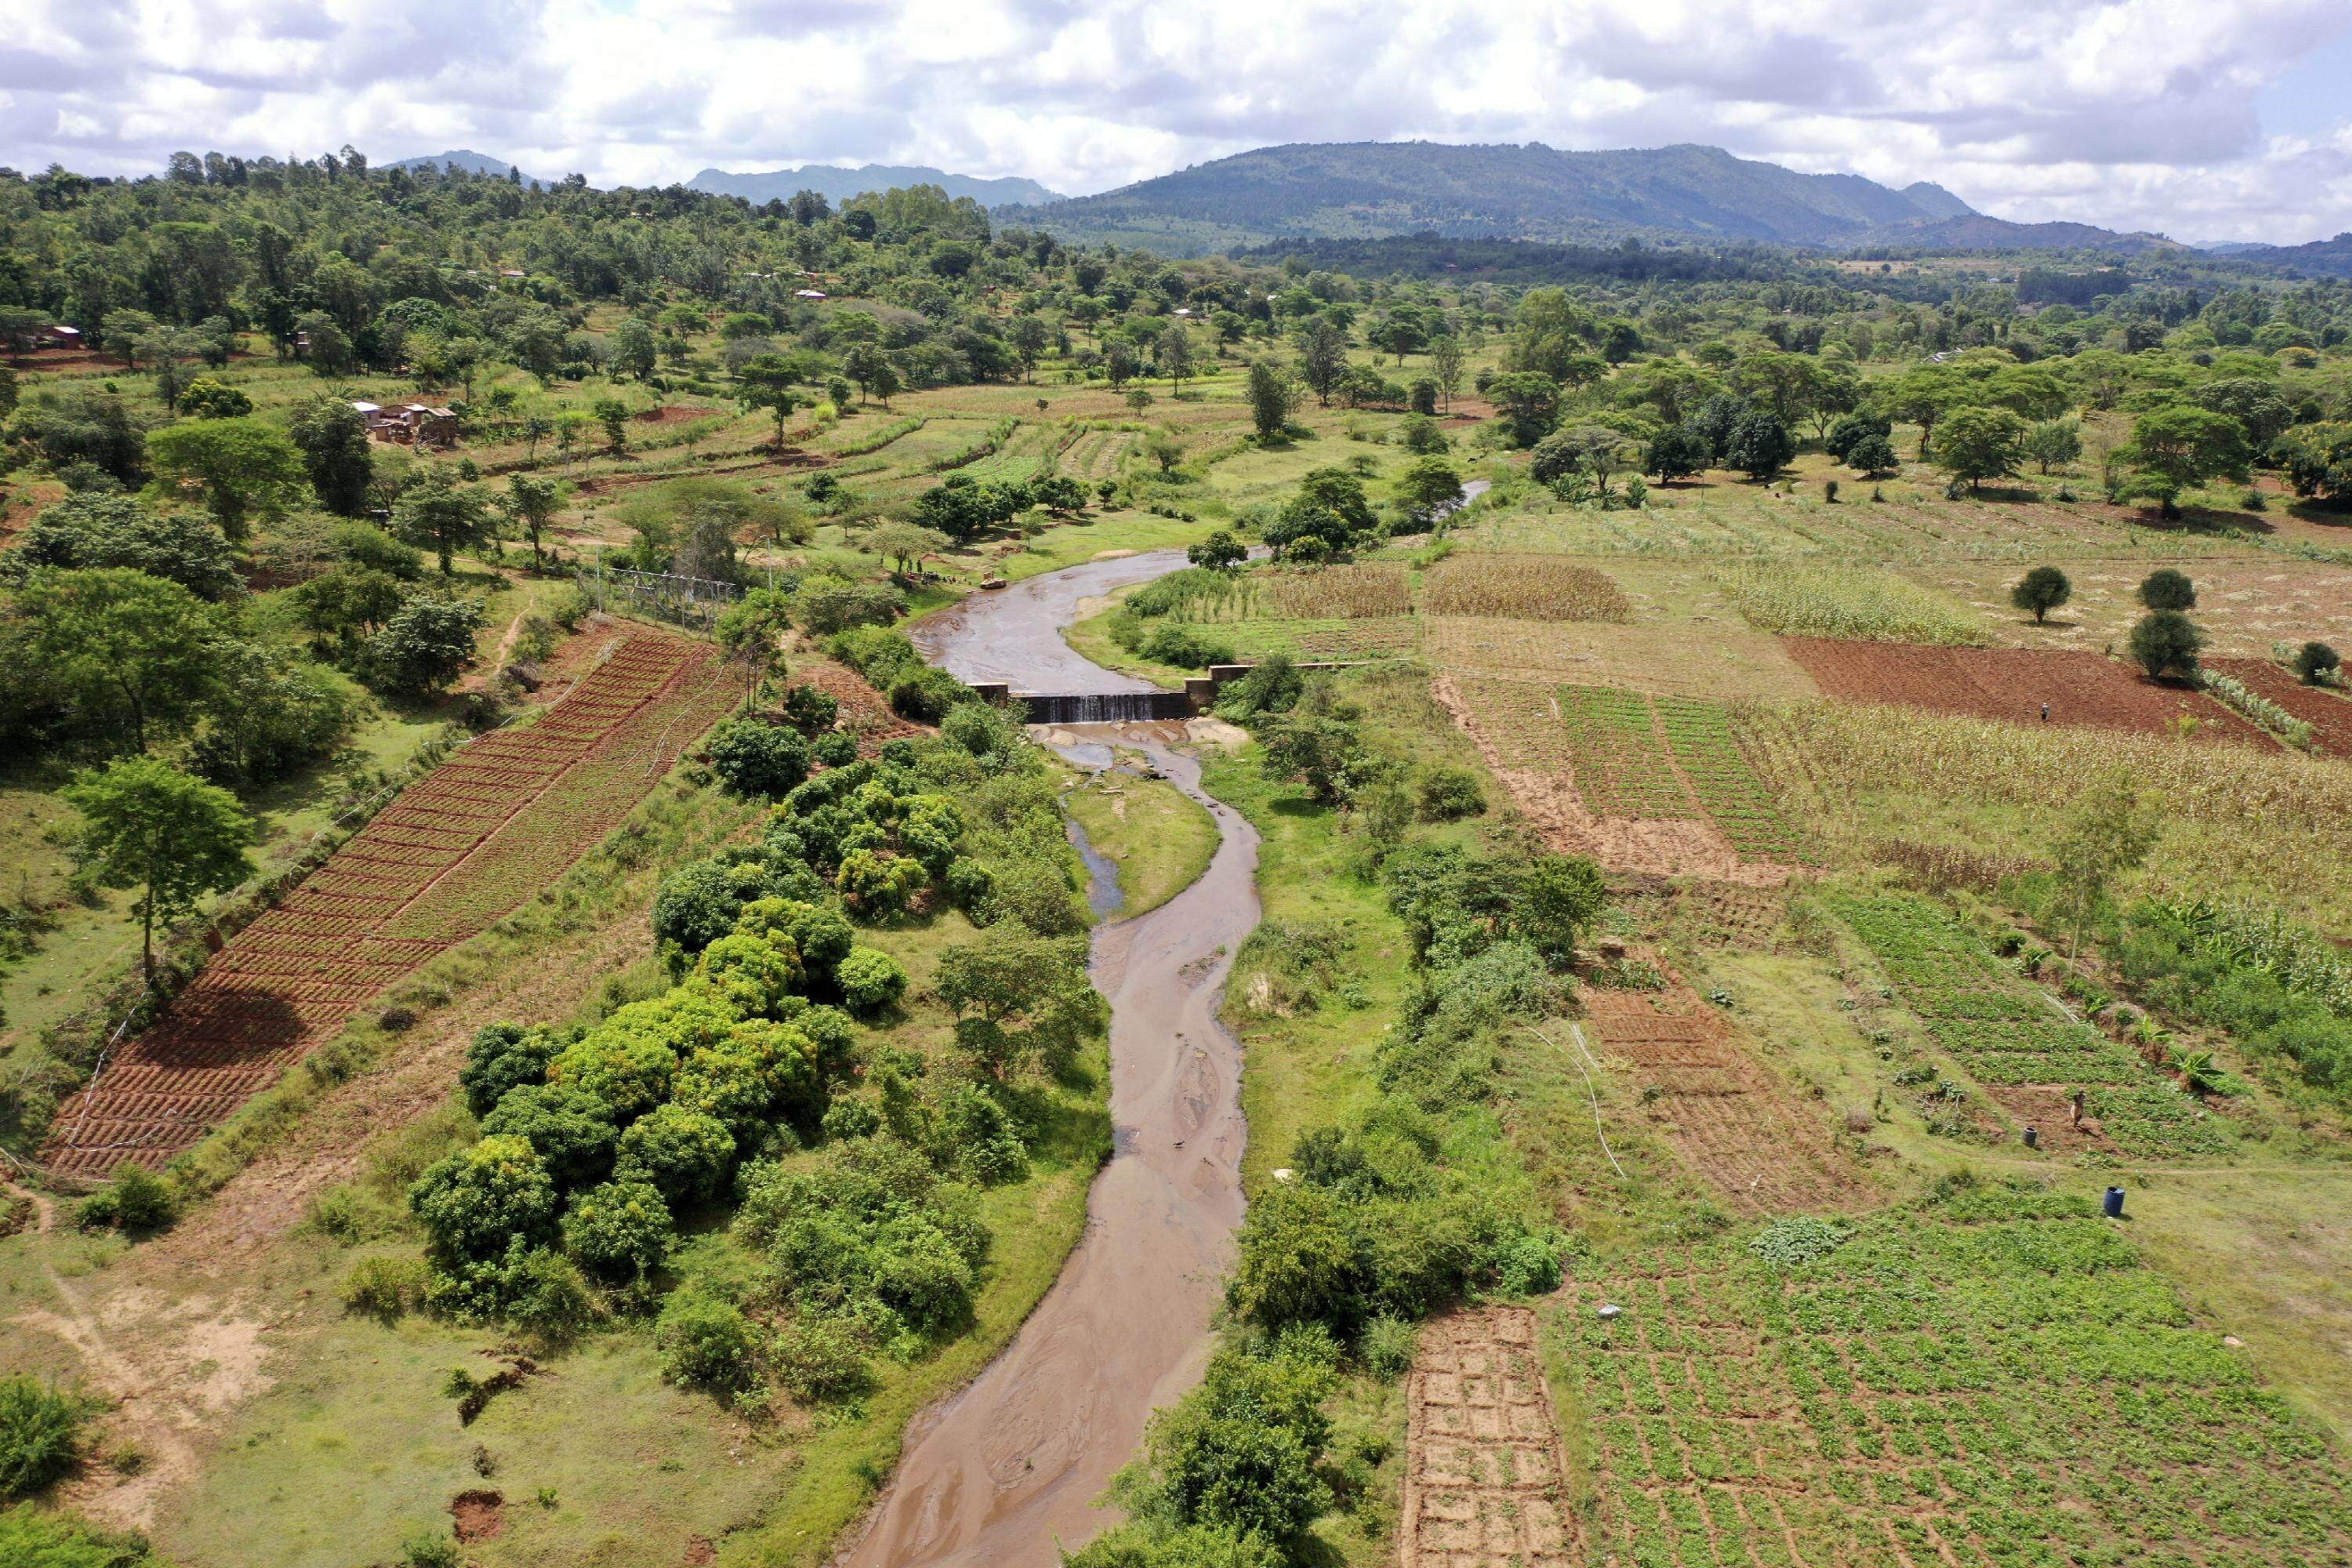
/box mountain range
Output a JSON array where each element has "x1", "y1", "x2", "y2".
[
  {"x1": 687, "y1": 163, "x2": 1062, "y2": 209},
  {"x1": 995, "y1": 141, "x2": 2173, "y2": 256},
  {"x1": 384, "y1": 149, "x2": 561, "y2": 187}
]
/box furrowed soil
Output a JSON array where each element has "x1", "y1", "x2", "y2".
[
  {"x1": 2210, "y1": 657, "x2": 2352, "y2": 754},
  {"x1": 1581, "y1": 964, "x2": 1867, "y2": 1216},
  {"x1": 1403, "y1": 1306, "x2": 1580, "y2": 1568},
  {"x1": 38, "y1": 626, "x2": 737, "y2": 1178},
  {"x1": 1782, "y1": 637, "x2": 2272, "y2": 744}
]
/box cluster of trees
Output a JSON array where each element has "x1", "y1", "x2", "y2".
[{"x1": 410, "y1": 713, "x2": 1100, "y2": 1403}]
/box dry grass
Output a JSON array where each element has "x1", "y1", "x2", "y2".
[
  {"x1": 1422, "y1": 617, "x2": 1820, "y2": 700},
  {"x1": 1263, "y1": 563, "x2": 1414, "y2": 619},
  {"x1": 1421, "y1": 553, "x2": 1632, "y2": 621}
]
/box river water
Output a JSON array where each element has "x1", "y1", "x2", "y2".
[{"x1": 838, "y1": 557, "x2": 1260, "y2": 1567}]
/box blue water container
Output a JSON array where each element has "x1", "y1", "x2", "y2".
[{"x1": 2103, "y1": 1186, "x2": 2125, "y2": 1218}]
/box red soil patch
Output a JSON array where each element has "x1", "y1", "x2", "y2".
[
  {"x1": 795, "y1": 655, "x2": 931, "y2": 751},
  {"x1": 1582, "y1": 960, "x2": 1868, "y2": 1215},
  {"x1": 2210, "y1": 658, "x2": 2352, "y2": 756},
  {"x1": 635, "y1": 402, "x2": 716, "y2": 425},
  {"x1": 451, "y1": 1490, "x2": 505, "y2": 1542},
  {"x1": 39, "y1": 629, "x2": 739, "y2": 1179},
  {"x1": 1783, "y1": 637, "x2": 2270, "y2": 747},
  {"x1": 1403, "y1": 1306, "x2": 1580, "y2": 1568}
]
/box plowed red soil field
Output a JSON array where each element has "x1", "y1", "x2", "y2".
[
  {"x1": 2211, "y1": 658, "x2": 2352, "y2": 755},
  {"x1": 1783, "y1": 637, "x2": 2270, "y2": 746},
  {"x1": 41, "y1": 628, "x2": 738, "y2": 1178}
]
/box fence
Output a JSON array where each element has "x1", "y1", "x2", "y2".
[{"x1": 576, "y1": 564, "x2": 746, "y2": 630}]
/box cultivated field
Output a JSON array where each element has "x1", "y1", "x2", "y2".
[
  {"x1": 1402, "y1": 1306, "x2": 1578, "y2": 1568},
  {"x1": 1782, "y1": 637, "x2": 2268, "y2": 743},
  {"x1": 38, "y1": 628, "x2": 735, "y2": 1177}
]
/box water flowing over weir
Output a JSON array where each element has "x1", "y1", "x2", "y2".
[{"x1": 837, "y1": 557, "x2": 1260, "y2": 1567}]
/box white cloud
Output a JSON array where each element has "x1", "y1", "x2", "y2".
[{"x1": 3, "y1": 0, "x2": 2349, "y2": 241}]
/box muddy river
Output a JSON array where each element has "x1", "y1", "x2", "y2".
[{"x1": 839, "y1": 559, "x2": 1260, "y2": 1567}]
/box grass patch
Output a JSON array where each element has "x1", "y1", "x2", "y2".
[{"x1": 1062, "y1": 767, "x2": 1218, "y2": 918}]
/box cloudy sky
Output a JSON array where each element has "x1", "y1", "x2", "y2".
[{"x1": 7, "y1": 0, "x2": 2352, "y2": 243}]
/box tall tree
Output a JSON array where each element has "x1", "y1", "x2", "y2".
[
  {"x1": 392, "y1": 469, "x2": 494, "y2": 574},
  {"x1": 503, "y1": 474, "x2": 564, "y2": 568},
  {"x1": 2, "y1": 568, "x2": 226, "y2": 753},
  {"x1": 1296, "y1": 318, "x2": 1348, "y2": 407},
  {"x1": 1246, "y1": 360, "x2": 1298, "y2": 441},
  {"x1": 144, "y1": 418, "x2": 306, "y2": 538},
  {"x1": 288, "y1": 395, "x2": 375, "y2": 516},
  {"x1": 65, "y1": 754, "x2": 256, "y2": 986}
]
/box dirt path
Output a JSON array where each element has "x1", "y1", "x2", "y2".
[{"x1": 840, "y1": 563, "x2": 1260, "y2": 1566}]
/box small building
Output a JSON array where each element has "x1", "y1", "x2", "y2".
[
  {"x1": 354, "y1": 401, "x2": 458, "y2": 448},
  {"x1": 499, "y1": 268, "x2": 526, "y2": 278},
  {"x1": 35, "y1": 324, "x2": 83, "y2": 348},
  {"x1": 794, "y1": 289, "x2": 827, "y2": 300}
]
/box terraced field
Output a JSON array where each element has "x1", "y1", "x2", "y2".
[{"x1": 39, "y1": 629, "x2": 737, "y2": 1177}]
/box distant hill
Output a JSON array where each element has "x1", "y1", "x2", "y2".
[
  {"x1": 1852, "y1": 215, "x2": 2177, "y2": 254},
  {"x1": 688, "y1": 163, "x2": 1062, "y2": 209},
  {"x1": 999, "y1": 141, "x2": 1990, "y2": 252},
  {"x1": 384, "y1": 149, "x2": 562, "y2": 187},
  {"x1": 2214, "y1": 232, "x2": 2352, "y2": 280}
]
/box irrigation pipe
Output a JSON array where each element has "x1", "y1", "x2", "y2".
[{"x1": 1533, "y1": 1022, "x2": 1628, "y2": 1181}]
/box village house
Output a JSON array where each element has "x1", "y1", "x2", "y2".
[{"x1": 350, "y1": 400, "x2": 459, "y2": 448}]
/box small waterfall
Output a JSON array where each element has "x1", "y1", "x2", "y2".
[{"x1": 1019, "y1": 691, "x2": 1193, "y2": 724}]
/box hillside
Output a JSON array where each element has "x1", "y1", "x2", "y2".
[
  {"x1": 1000, "y1": 140, "x2": 1987, "y2": 252},
  {"x1": 1855, "y1": 213, "x2": 2178, "y2": 253},
  {"x1": 383, "y1": 148, "x2": 561, "y2": 187},
  {"x1": 690, "y1": 162, "x2": 1062, "y2": 208},
  {"x1": 2219, "y1": 230, "x2": 2352, "y2": 279}
]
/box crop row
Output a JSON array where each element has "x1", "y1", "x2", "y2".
[
  {"x1": 1559, "y1": 1192, "x2": 2352, "y2": 1567},
  {"x1": 1827, "y1": 891, "x2": 2241, "y2": 1159}
]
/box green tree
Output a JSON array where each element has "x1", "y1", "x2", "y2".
[
  {"x1": 610, "y1": 318, "x2": 659, "y2": 380},
  {"x1": 2127, "y1": 609, "x2": 2205, "y2": 682},
  {"x1": 1645, "y1": 425, "x2": 1709, "y2": 484},
  {"x1": 1187, "y1": 529, "x2": 1247, "y2": 570},
  {"x1": 592, "y1": 397, "x2": 630, "y2": 454},
  {"x1": 392, "y1": 469, "x2": 493, "y2": 574},
  {"x1": 1393, "y1": 456, "x2": 1465, "y2": 521},
  {"x1": 1295, "y1": 318, "x2": 1348, "y2": 406},
  {"x1": 7, "y1": 492, "x2": 241, "y2": 600},
  {"x1": 2, "y1": 568, "x2": 227, "y2": 752},
  {"x1": 1722, "y1": 409, "x2": 1795, "y2": 481},
  {"x1": 287, "y1": 395, "x2": 375, "y2": 516},
  {"x1": 2137, "y1": 568, "x2": 2196, "y2": 612},
  {"x1": 1427, "y1": 334, "x2": 1467, "y2": 411},
  {"x1": 364, "y1": 595, "x2": 488, "y2": 695},
  {"x1": 1933, "y1": 405, "x2": 2027, "y2": 494},
  {"x1": 2119, "y1": 405, "x2": 2251, "y2": 517},
  {"x1": 738, "y1": 354, "x2": 802, "y2": 447},
  {"x1": 64, "y1": 753, "x2": 256, "y2": 985},
  {"x1": 177, "y1": 376, "x2": 252, "y2": 419},
  {"x1": 144, "y1": 418, "x2": 306, "y2": 538},
  {"x1": 1845, "y1": 433, "x2": 1900, "y2": 478},
  {"x1": 1485, "y1": 372, "x2": 1561, "y2": 448},
  {"x1": 2293, "y1": 641, "x2": 2339, "y2": 684},
  {"x1": 2010, "y1": 565, "x2": 2072, "y2": 624},
  {"x1": 2023, "y1": 418, "x2": 2083, "y2": 475},
  {"x1": 503, "y1": 474, "x2": 563, "y2": 568},
  {"x1": 2049, "y1": 772, "x2": 2159, "y2": 956},
  {"x1": 1246, "y1": 359, "x2": 1298, "y2": 441}
]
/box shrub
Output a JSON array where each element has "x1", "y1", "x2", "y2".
[
  {"x1": 507, "y1": 1250, "x2": 598, "y2": 1342},
  {"x1": 0, "y1": 1376, "x2": 89, "y2": 1498},
  {"x1": 408, "y1": 1134, "x2": 559, "y2": 1264},
  {"x1": 2128, "y1": 609, "x2": 2205, "y2": 681},
  {"x1": 836, "y1": 849, "x2": 927, "y2": 920},
  {"x1": 656, "y1": 1294, "x2": 760, "y2": 1393},
  {"x1": 837, "y1": 946, "x2": 909, "y2": 1016},
  {"x1": 1413, "y1": 764, "x2": 1484, "y2": 821},
  {"x1": 459, "y1": 1022, "x2": 564, "y2": 1115},
  {"x1": 561, "y1": 1179, "x2": 676, "y2": 1280},
  {"x1": 652, "y1": 855, "x2": 781, "y2": 956},
  {"x1": 2010, "y1": 564, "x2": 2073, "y2": 625},
  {"x1": 2295, "y1": 641, "x2": 2340, "y2": 684},
  {"x1": 706, "y1": 719, "x2": 811, "y2": 798},
  {"x1": 771, "y1": 1316, "x2": 872, "y2": 1403},
  {"x1": 77, "y1": 1166, "x2": 176, "y2": 1233},
  {"x1": 479, "y1": 1083, "x2": 619, "y2": 1191},
  {"x1": 343, "y1": 1254, "x2": 430, "y2": 1323},
  {"x1": 1358, "y1": 1315, "x2": 1417, "y2": 1379},
  {"x1": 2137, "y1": 568, "x2": 2197, "y2": 611},
  {"x1": 811, "y1": 730, "x2": 859, "y2": 767},
  {"x1": 615, "y1": 1105, "x2": 736, "y2": 1206},
  {"x1": 1139, "y1": 622, "x2": 1237, "y2": 670},
  {"x1": 781, "y1": 682, "x2": 841, "y2": 735}
]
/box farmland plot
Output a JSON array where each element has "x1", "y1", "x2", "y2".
[
  {"x1": 40, "y1": 630, "x2": 737, "y2": 1177},
  {"x1": 2209, "y1": 659, "x2": 2352, "y2": 754},
  {"x1": 1557, "y1": 1188, "x2": 2352, "y2": 1568},
  {"x1": 1582, "y1": 964, "x2": 1867, "y2": 1214},
  {"x1": 1826, "y1": 891, "x2": 2245, "y2": 1160},
  {"x1": 1438, "y1": 677, "x2": 1808, "y2": 880},
  {"x1": 1403, "y1": 1306, "x2": 1580, "y2": 1568},
  {"x1": 1783, "y1": 638, "x2": 2270, "y2": 746}
]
